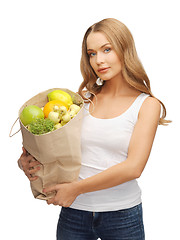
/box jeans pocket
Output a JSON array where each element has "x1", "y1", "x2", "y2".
[{"x1": 103, "y1": 204, "x2": 145, "y2": 239}]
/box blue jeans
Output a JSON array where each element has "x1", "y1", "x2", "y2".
[{"x1": 56, "y1": 203, "x2": 145, "y2": 240}]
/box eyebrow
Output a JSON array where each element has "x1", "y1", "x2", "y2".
[{"x1": 87, "y1": 43, "x2": 111, "y2": 52}]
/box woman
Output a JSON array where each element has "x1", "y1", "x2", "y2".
[{"x1": 18, "y1": 18, "x2": 170, "y2": 240}]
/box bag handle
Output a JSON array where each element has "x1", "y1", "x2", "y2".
[{"x1": 9, "y1": 117, "x2": 21, "y2": 137}]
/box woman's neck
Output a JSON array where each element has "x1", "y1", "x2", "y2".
[{"x1": 100, "y1": 75, "x2": 134, "y2": 97}]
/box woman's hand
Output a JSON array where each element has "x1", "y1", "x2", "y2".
[
  {"x1": 43, "y1": 182, "x2": 81, "y2": 207},
  {"x1": 18, "y1": 147, "x2": 41, "y2": 181}
]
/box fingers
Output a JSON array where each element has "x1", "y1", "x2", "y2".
[
  {"x1": 20, "y1": 150, "x2": 39, "y2": 168},
  {"x1": 19, "y1": 152, "x2": 33, "y2": 164},
  {"x1": 20, "y1": 155, "x2": 33, "y2": 171},
  {"x1": 19, "y1": 148, "x2": 41, "y2": 181},
  {"x1": 29, "y1": 166, "x2": 41, "y2": 175},
  {"x1": 29, "y1": 176, "x2": 38, "y2": 181},
  {"x1": 28, "y1": 161, "x2": 41, "y2": 181},
  {"x1": 21, "y1": 147, "x2": 35, "y2": 162},
  {"x1": 43, "y1": 185, "x2": 58, "y2": 193},
  {"x1": 47, "y1": 198, "x2": 56, "y2": 205},
  {"x1": 25, "y1": 166, "x2": 40, "y2": 181},
  {"x1": 29, "y1": 160, "x2": 41, "y2": 168},
  {"x1": 17, "y1": 158, "x2": 23, "y2": 170},
  {"x1": 26, "y1": 154, "x2": 34, "y2": 163},
  {"x1": 22, "y1": 147, "x2": 27, "y2": 155}
]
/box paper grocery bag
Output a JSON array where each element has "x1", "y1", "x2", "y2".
[{"x1": 18, "y1": 88, "x2": 84, "y2": 200}]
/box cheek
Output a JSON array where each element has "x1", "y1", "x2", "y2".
[
  {"x1": 111, "y1": 53, "x2": 121, "y2": 64},
  {"x1": 112, "y1": 56, "x2": 122, "y2": 71},
  {"x1": 115, "y1": 63, "x2": 122, "y2": 74}
]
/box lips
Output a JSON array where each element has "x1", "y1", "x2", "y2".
[{"x1": 97, "y1": 67, "x2": 110, "y2": 73}]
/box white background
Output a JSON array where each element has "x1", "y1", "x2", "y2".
[{"x1": 1, "y1": 0, "x2": 179, "y2": 239}]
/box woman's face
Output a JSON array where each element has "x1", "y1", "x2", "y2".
[{"x1": 86, "y1": 32, "x2": 122, "y2": 81}]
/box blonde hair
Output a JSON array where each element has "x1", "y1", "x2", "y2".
[{"x1": 78, "y1": 18, "x2": 171, "y2": 125}]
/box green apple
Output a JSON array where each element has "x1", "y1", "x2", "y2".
[{"x1": 20, "y1": 105, "x2": 44, "y2": 126}]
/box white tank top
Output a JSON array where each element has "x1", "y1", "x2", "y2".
[{"x1": 70, "y1": 93, "x2": 149, "y2": 212}]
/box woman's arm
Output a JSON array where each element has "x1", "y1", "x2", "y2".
[
  {"x1": 77, "y1": 97, "x2": 161, "y2": 194},
  {"x1": 44, "y1": 97, "x2": 161, "y2": 206}
]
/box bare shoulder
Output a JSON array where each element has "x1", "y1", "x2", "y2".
[
  {"x1": 143, "y1": 96, "x2": 161, "y2": 110},
  {"x1": 139, "y1": 96, "x2": 161, "y2": 121}
]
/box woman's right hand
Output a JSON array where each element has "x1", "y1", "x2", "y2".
[{"x1": 18, "y1": 147, "x2": 41, "y2": 181}]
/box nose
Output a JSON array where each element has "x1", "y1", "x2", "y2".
[{"x1": 96, "y1": 52, "x2": 104, "y2": 65}]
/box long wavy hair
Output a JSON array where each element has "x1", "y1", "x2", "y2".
[{"x1": 78, "y1": 18, "x2": 170, "y2": 125}]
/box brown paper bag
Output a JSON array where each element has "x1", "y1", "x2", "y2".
[{"x1": 18, "y1": 88, "x2": 84, "y2": 200}]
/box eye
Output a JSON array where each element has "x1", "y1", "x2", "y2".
[
  {"x1": 88, "y1": 52, "x2": 96, "y2": 57},
  {"x1": 91, "y1": 52, "x2": 96, "y2": 56},
  {"x1": 104, "y1": 48, "x2": 111, "y2": 53}
]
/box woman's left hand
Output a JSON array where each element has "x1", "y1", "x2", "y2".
[{"x1": 43, "y1": 182, "x2": 80, "y2": 207}]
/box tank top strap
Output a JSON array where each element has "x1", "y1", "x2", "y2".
[{"x1": 130, "y1": 93, "x2": 150, "y2": 123}]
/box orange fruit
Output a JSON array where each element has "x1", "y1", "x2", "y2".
[{"x1": 43, "y1": 100, "x2": 68, "y2": 118}]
